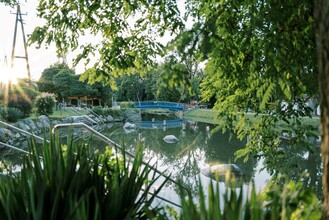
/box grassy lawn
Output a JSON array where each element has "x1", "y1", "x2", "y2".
[
  {"x1": 50, "y1": 108, "x2": 90, "y2": 118},
  {"x1": 30, "y1": 108, "x2": 90, "y2": 119},
  {"x1": 184, "y1": 109, "x2": 320, "y2": 129},
  {"x1": 183, "y1": 109, "x2": 221, "y2": 124}
]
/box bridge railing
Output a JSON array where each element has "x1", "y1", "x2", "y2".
[{"x1": 134, "y1": 101, "x2": 186, "y2": 110}]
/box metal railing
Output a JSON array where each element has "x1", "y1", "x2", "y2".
[
  {"x1": 0, "y1": 121, "x2": 183, "y2": 208},
  {"x1": 0, "y1": 121, "x2": 47, "y2": 143},
  {"x1": 0, "y1": 141, "x2": 29, "y2": 154},
  {"x1": 52, "y1": 123, "x2": 186, "y2": 207},
  {"x1": 52, "y1": 123, "x2": 182, "y2": 184}
]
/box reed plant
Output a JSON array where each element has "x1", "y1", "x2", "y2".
[{"x1": 0, "y1": 134, "x2": 169, "y2": 219}]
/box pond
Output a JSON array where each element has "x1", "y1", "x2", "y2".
[
  {"x1": 90, "y1": 111, "x2": 322, "y2": 207},
  {"x1": 0, "y1": 110, "x2": 322, "y2": 208}
]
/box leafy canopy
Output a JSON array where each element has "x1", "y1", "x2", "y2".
[
  {"x1": 30, "y1": 0, "x2": 184, "y2": 86},
  {"x1": 30, "y1": 0, "x2": 319, "y2": 171},
  {"x1": 175, "y1": 0, "x2": 318, "y2": 167}
]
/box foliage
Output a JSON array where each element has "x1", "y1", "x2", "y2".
[
  {"x1": 170, "y1": 0, "x2": 319, "y2": 173},
  {"x1": 116, "y1": 74, "x2": 146, "y2": 101},
  {"x1": 156, "y1": 85, "x2": 181, "y2": 102},
  {"x1": 113, "y1": 63, "x2": 201, "y2": 102},
  {"x1": 0, "y1": 0, "x2": 16, "y2": 6},
  {"x1": 5, "y1": 78, "x2": 39, "y2": 117},
  {"x1": 37, "y1": 63, "x2": 70, "y2": 97},
  {"x1": 92, "y1": 106, "x2": 122, "y2": 118},
  {"x1": 177, "y1": 175, "x2": 322, "y2": 220},
  {"x1": 0, "y1": 107, "x2": 24, "y2": 123},
  {"x1": 261, "y1": 175, "x2": 322, "y2": 219},
  {"x1": 28, "y1": 0, "x2": 329, "y2": 215},
  {"x1": 29, "y1": 0, "x2": 319, "y2": 147},
  {"x1": 119, "y1": 101, "x2": 135, "y2": 109},
  {"x1": 10, "y1": 78, "x2": 40, "y2": 101},
  {"x1": 34, "y1": 93, "x2": 56, "y2": 116},
  {"x1": 38, "y1": 64, "x2": 113, "y2": 106},
  {"x1": 86, "y1": 82, "x2": 113, "y2": 107},
  {"x1": 51, "y1": 67, "x2": 76, "y2": 99},
  {"x1": 0, "y1": 135, "x2": 169, "y2": 219},
  {"x1": 30, "y1": 0, "x2": 184, "y2": 86},
  {"x1": 7, "y1": 97, "x2": 32, "y2": 118}
]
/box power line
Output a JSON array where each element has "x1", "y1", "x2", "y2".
[{"x1": 10, "y1": 3, "x2": 31, "y2": 87}]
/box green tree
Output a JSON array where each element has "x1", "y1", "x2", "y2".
[
  {"x1": 52, "y1": 69, "x2": 75, "y2": 102},
  {"x1": 89, "y1": 82, "x2": 113, "y2": 106},
  {"x1": 118, "y1": 74, "x2": 145, "y2": 101},
  {"x1": 0, "y1": 0, "x2": 16, "y2": 6},
  {"x1": 29, "y1": 0, "x2": 329, "y2": 216},
  {"x1": 69, "y1": 74, "x2": 91, "y2": 98},
  {"x1": 30, "y1": 0, "x2": 183, "y2": 86},
  {"x1": 37, "y1": 63, "x2": 72, "y2": 98},
  {"x1": 178, "y1": 1, "x2": 318, "y2": 166}
]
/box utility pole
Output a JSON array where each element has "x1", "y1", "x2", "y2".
[
  {"x1": 2, "y1": 55, "x2": 9, "y2": 105},
  {"x1": 10, "y1": 3, "x2": 31, "y2": 87}
]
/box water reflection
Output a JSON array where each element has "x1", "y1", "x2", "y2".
[
  {"x1": 1, "y1": 111, "x2": 321, "y2": 205},
  {"x1": 82, "y1": 112, "x2": 322, "y2": 199},
  {"x1": 105, "y1": 119, "x2": 258, "y2": 194}
]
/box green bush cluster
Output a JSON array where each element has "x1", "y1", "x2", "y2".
[
  {"x1": 7, "y1": 97, "x2": 32, "y2": 117},
  {"x1": 119, "y1": 101, "x2": 135, "y2": 108},
  {"x1": 0, "y1": 107, "x2": 24, "y2": 123},
  {"x1": 34, "y1": 93, "x2": 56, "y2": 116},
  {"x1": 92, "y1": 106, "x2": 123, "y2": 118}
]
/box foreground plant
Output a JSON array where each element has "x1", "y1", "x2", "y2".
[
  {"x1": 0, "y1": 134, "x2": 169, "y2": 219},
  {"x1": 177, "y1": 176, "x2": 322, "y2": 220}
]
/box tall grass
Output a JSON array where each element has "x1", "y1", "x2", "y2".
[{"x1": 0, "y1": 134, "x2": 169, "y2": 219}]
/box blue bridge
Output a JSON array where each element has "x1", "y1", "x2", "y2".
[{"x1": 134, "y1": 101, "x2": 185, "y2": 111}]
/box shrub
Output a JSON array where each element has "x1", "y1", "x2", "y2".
[
  {"x1": 92, "y1": 106, "x2": 104, "y2": 115},
  {"x1": 104, "y1": 108, "x2": 123, "y2": 118},
  {"x1": 0, "y1": 135, "x2": 169, "y2": 219},
  {"x1": 34, "y1": 92, "x2": 56, "y2": 116},
  {"x1": 119, "y1": 101, "x2": 134, "y2": 108},
  {"x1": 0, "y1": 107, "x2": 24, "y2": 123},
  {"x1": 8, "y1": 97, "x2": 32, "y2": 117}
]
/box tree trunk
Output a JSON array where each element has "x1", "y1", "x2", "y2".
[{"x1": 314, "y1": 0, "x2": 329, "y2": 218}]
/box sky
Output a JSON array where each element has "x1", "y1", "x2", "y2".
[
  {"x1": 0, "y1": 0, "x2": 189, "y2": 83},
  {"x1": 0, "y1": 1, "x2": 89, "y2": 82}
]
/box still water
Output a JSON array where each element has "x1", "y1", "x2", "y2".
[
  {"x1": 0, "y1": 111, "x2": 322, "y2": 207},
  {"x1": 96, "y1": 112, "x2": 322, "y2": 206}
]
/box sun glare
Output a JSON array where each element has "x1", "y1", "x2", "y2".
[{"x1": 0, "y1": 67, "x2": 19, "y2": 85}]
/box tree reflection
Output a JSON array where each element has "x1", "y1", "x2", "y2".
[
  {"x1": 104, "y1": 120, "x2": 259, "y2": 194},
  {"x1": 263, "y1": 137, "x2": 322, "y2": 197}
]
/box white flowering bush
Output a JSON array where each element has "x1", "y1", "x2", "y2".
[{"x1": 34, "y1": 93, "x2": 56, "y2": 116}]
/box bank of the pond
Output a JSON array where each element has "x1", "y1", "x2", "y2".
[
  {"x1": 184, "y1": 109, "x2": 320, "y2": 132},
  {"x1": 183, "y1": 109, "x2": 221, "y2": 124}
]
